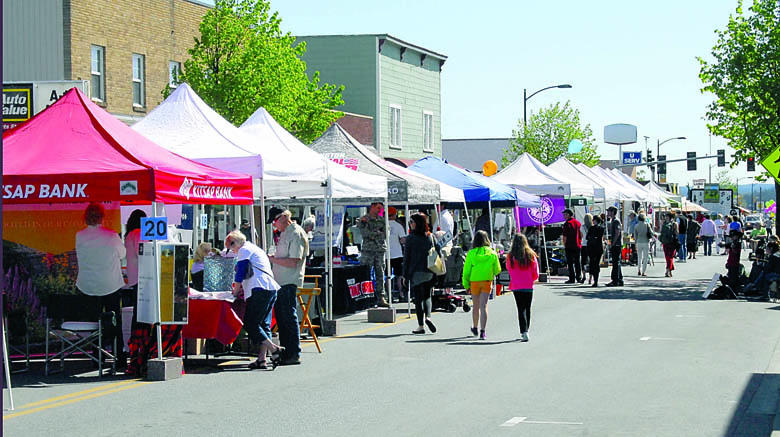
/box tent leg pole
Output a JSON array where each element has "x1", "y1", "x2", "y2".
[{"x1": 406, "y1": 203, "x2": 411, "y2": 316}]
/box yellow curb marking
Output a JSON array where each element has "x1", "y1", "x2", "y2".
[{"x1": 4, "y1": 381, "x2": 148, "y2": 419}]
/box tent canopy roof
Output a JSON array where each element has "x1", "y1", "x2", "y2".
[
  {"x1": 409, "y1": 156, "x2": 539, "y2": 208},
  {"x1": 2, "y1": 88, "x2": 253, "y2": 205},
  {"x1": 132, "y1": 83, "x2": 263, "y2": 179},
  {"x1": 240, "y1": 109, "x2": 387, "y2": 202},
  {"x1": 493, "y1": 153, "x2": 571, "y2": 196},
  {"x1": 310, "y1": 123, "x2": 440, "y2": 205}
]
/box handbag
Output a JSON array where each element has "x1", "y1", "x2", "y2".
[
  {"x1": 646, "y1": 225, "x2": 653, "y2": 240},
  {"x1": 427, "y1": 235, "x2": 447, "y2": 275}
]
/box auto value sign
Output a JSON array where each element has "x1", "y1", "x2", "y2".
[
  {"x1": 3, "y1": 80, "x2": 89, "y2": 130},
  {"x1": 622, "y1": 152, "x2": 642, "y2": 165}
]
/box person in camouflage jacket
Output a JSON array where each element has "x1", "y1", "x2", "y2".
[{"x1": 359, "y1": 202, "x2": 390, "y2": 307}]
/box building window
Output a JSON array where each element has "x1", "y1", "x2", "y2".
[
  {"x1": 169, "y1": 61, "x2": 181, "y2": 88},
  {"x1": 390, "y1": 105, "x2": 402, "y2": 149},
  {"x1": 90, "y1": 45, "x2": 105, "y2": 102},
  {"x1": 423, "y1": 111, "x2": 434, "y2": 152},
  {"x1": 132, "y1": 54, "x2": 145, "y2": 107}
]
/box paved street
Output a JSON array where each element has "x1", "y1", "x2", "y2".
[{"x1": 5, "y1": 250, "x2": 780, "y2": 436}]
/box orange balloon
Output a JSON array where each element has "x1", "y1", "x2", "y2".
[{"x1": 483, "y1": 160, "x2": 498, "y2": 176}]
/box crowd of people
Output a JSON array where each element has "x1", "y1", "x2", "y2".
[{"x1": 71, "y1": 200, "x2": 775, "y2": 376}]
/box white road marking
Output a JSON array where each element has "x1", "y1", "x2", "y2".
[
  {"x1": 640, "y1": 336, "x2": 685, "y2": 341},
  {"x1": 500, "y1": 416, "x2": 583, "y2": 426},
  {"x1": 524, "y1": 420, "x2": 584, "y2": 425},
  {"x1": 501, "y1": 417, "x2": 526, "y2": 426},
  {"x1": 675, "y1": 315, "x2": 705, "y2": 318}
]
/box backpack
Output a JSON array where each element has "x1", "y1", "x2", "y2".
[{"x1": 660, "y1": 222, "x2": 677, "y2": 245}]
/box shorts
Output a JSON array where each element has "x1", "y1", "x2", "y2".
[
  {"x1": 469, "y1": 280, "x2": 493, "y2": 295},
  {"x1": 390, "y1": 257, "x2": 403, "y2": 277}
]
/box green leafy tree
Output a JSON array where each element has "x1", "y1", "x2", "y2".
[
  {"x1": 502, "y1": 101, "x2": 600, "y2": 167},
  {"x1": 715, "y1": 170, "x2": 736, "y2": 192},
  {"x1": 698, "y1": 0, "x2": 780, "y2": 226},
  {"x1": 166, "y1": 0, "x2": 344, "y2": 143}
]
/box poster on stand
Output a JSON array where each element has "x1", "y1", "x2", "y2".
[{"x1": 311, "y1": 206, "x2": 345, "y2": 251}]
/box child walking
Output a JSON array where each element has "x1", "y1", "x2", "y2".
[
  {"x1": 507, "y1": 233, "x2": 539, "y2": 342},
  {"x1": 462, "y1": 230, "x2": 501, "y2": 340}
]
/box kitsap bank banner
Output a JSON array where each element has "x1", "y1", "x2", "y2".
[{"x1": 3, "y1": 80, "x2": 89, "y2": 131}]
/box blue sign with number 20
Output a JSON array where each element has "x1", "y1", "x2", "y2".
[{"x1": 140, "y1": 217, "x2": 168, "y2": 240}]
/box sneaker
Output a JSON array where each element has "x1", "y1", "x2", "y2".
[
  {"x1": 479, "y1": 330, "x2": 486, "y2": 340},
  {"x1": 470, "y1": 327, "x2": 478, "y2": 337},
  {"x1": 521, "y1": 332, "x2": 529, "y2": 342}
]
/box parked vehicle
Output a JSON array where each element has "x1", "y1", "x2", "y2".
[{"x1": 745, "y1": 214, "x2": 764, "y2": 230}]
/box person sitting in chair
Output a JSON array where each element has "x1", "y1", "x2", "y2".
[{"x1": 746, "y1": 241, "x2": 780, "y2": 300}]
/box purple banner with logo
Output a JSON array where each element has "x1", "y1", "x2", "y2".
[{"x1": 515, "y1": 196, "x2": 566, "y2": 227}]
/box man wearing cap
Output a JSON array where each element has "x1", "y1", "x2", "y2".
[
  {"x1": 239, "y1": 218, "x2": 253, "y2": 243},
  {"x1": 606, "y1": 206, "x2": 624, "y2": 287},
  {"x1": 561, "y1": 209, "x2": 583, "y2": 284},
  {"x1": 388, "y1": 207, "x2": 407, "y2": 300},
  {"x1": 359, "y1": 202, "x2": 390, "y2": 307},
  {"x1": 269, "y1": 210, "x2": 307, "y2": 365}
]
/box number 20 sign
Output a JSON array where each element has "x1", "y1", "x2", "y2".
[{"x1": 140, "y1": 217, "x2": 168, "y2": 240}]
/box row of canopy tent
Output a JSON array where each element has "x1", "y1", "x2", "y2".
[
  {"x1": 494, "y1": 152, "x2": 674, "y2": 206},
  {"x1": 131, "y1": 83, "x2": 542, "y2": 317}
]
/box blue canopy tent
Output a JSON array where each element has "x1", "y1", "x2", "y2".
[{"x1": 410, "y1": 157, "x2": 539, "y2": 242}]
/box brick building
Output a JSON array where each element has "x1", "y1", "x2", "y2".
[{"x1": 2, "y1": 0, "x2": 212, "y2": 124}]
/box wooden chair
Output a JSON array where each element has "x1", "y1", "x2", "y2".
[{"x1": 298, "y1": 275, "x2": 322, "y2": 353}]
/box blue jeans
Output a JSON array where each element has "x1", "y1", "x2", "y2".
[
  {"x1": 678, "y1": 234, "x2": 687, "y2": 260},
  {"x1": 274, "y1": 284, "x2": 301, "y2": 359},
  {"x1": 244, "y1": 288, "x2": 277, "y2": 344},
  {"x1": 702, "y1": 236, "x2": 714, "y2": 256}
]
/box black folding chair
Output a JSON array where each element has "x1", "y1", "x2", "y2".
[{"x1": 45, "y1": 294, "x2": 117, "y2": 376}]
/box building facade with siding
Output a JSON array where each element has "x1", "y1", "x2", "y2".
[
  {"x1": 2, "y1": 0, "x2": 211, "y2": 124},
  {"x1": 297, "y1": 34, "x2": 446, "y2": 162}
]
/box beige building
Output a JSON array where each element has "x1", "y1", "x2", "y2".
[{"x1": 3, "y1": 0, "x2": 212, "y2": 123}]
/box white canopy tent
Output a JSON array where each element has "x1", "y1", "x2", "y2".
[
  {"x1": 492, "y1": 153, "x2": 571, "y2": 196},
  {"x1": 548, "y1": 158, "x2": 607, "y2": 200},
  {"x1": 573, "y1": 163, "x2": 625, "y2": 202},
  {"x1": 609, "y1": 169, "x2": 668, "y2": 206},
  {"x1": 240, "y1": 108, "x2": 387, "y2": 201},
  {"x1": 588, "y1": 165, "x2": 645, "y2": 201},
  {"x1": 132, "y1": 83, "x2": 263, "y2": 194},
  {"x1": 645, "y1": 181, "x2": 680, "y2": 205}
]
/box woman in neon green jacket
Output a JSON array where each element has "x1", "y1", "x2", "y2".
[{"x1": 463, "y1": 230, "x2": 501, "y2": 340}]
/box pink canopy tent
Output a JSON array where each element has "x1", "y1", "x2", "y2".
[{"x1": 3, "y1": 88, "x2": 253, "y2": 205}]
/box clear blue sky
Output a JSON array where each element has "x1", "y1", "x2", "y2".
[{"x1": 271, "y1": 0, "x2": 758, "y2": 186}]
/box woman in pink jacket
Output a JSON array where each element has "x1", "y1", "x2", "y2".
[{"x1": 506, "y1": 233, "x2": 539, "y2": 342}]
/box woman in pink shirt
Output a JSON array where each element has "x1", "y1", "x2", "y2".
[{"x1": 507, "y1": 233, "x2": 539, "y2": 342}]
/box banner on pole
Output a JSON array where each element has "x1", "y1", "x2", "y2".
[{"x1": 515, "y1": 196, "x2": 565, "y2": 227}]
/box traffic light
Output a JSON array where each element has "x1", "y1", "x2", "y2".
[
  {"x1": 646, "y1": 149, "x2": 653, "y2": 163},
  {"x1": 717, "y1": 149, "x2": 725, "y2": 167},
  {"x1": 658, "y1": 155, "x2": 666, "y2": 175},
  {"x1": 687, "y1": 152, "x2": 697, "y2": 171},
  {"x1": 747, "y1": 157, "x2": 755, "y2": 172}
]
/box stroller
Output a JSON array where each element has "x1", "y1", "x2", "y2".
[{"x1": 432, "y1": 245, "x2": 470, "y2": 313}]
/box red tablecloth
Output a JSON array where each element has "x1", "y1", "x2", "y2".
[{"x1": 182, "y1": 299, "x2": 243, "y2": 345}]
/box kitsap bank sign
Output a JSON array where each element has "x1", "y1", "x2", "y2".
[{"x1": 3, "y1": 81, "x2": 89, "y2": 130}]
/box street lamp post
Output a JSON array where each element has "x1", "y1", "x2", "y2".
[
  {"x1": 523, "y1": 84, "x2": 572, "y2": 137},
  {"x1": 655, "y1": 136, "x2": 687, "y2": 184}
]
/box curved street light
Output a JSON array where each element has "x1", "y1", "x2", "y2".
[
  {"x1": 655, "y1": 136, "x2": 687, "y2": 184},
  {"x1": 523, "y1": 84, "x2": 573, "y2": 132}
]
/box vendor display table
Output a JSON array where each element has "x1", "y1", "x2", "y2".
[
  {"x1": 182, "y1": 292, "x2": 244, "y2": 345},
  {"x1": 306, "y1": 264, "x2": 374, "y2": 315}
]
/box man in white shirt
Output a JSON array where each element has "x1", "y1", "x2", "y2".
[
  {"x1": 75, "y1": 203, "x2": 127, "y2": 367},
  {"x1": 270, "y1": 210, "x2": 308, "y2": 365},
  {"x1": 387, "y1": 207, "x2": 407, "y2": 299},
  {"x1": 714, "y1": 214, "x2": 727, "y2": 255},
  {"x1": 699, "y1": 214, "x2": 718, "y2": 256}
]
